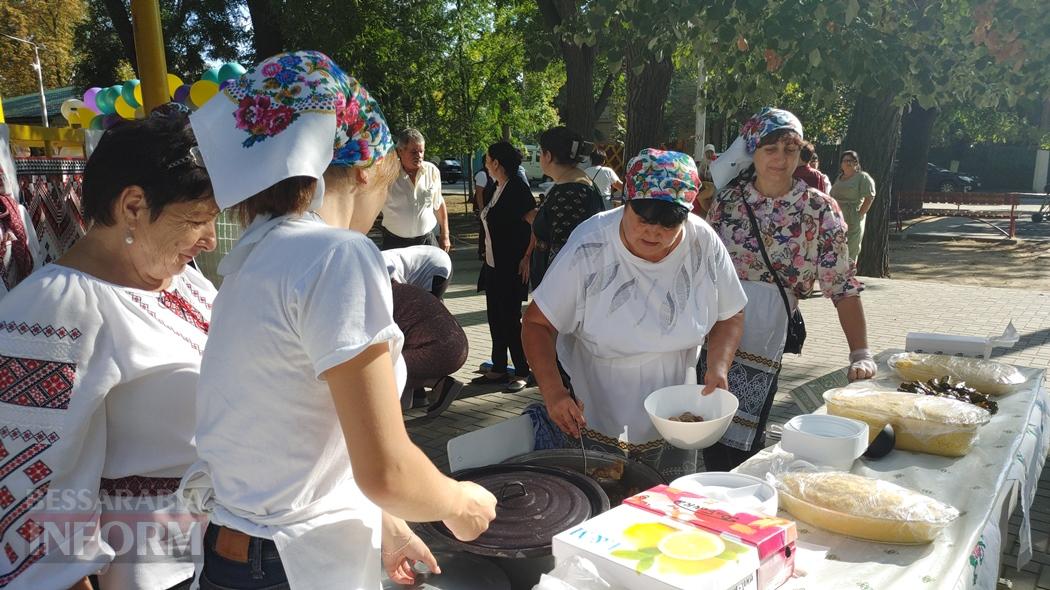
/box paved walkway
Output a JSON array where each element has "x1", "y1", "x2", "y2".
[{"x1": 405, "y1": 240, "x2": 1050, "y2": 589}]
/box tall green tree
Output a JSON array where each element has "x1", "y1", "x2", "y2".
[{"x1": 0, "y1": 0, "x2": 86, "y2": 96}]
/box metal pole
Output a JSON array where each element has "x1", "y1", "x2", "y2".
[
  {"x1": 32, "y1": 43, "x2": 48, "y2": 127},
  {"x1": 130, "y1": 0, "x2": 169, "y2": 113},
  {"x1": 1, "y1": 34, "x2": 48, "y2": 127}
]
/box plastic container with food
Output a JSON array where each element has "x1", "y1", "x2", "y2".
[
  {"x1": 888, "y1": 352, "x2": 1026, "y2": 395},
  {"x1": 773, "y1": 472, "x2": 959, "y2": 544},
  {"x1": 823, "y1": 386, "x2": 991, "y2": 457}
]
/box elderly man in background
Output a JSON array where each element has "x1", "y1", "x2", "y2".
[
  {"x1": 697, "y1": 143, "x2": 717, "y2": 181},
  {"x1": 381, "y1": 128, "x2": 451, "y2": 251}
]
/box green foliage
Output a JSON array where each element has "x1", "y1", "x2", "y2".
[{"x1": 1, "y1": 0, "x2": 86, "y2": 96}]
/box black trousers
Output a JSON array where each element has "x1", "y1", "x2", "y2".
[
  {"x1": 483, "y1": 265, "x2": 529, "y2": 377},
  {"x1": 380, "y1": 226, "x2": 437, "y2": 250}
]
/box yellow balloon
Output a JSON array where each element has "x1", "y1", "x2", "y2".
[
  {"x1": 114, "y1": 95, "x2": 136, "y2": 119},
  {"x1": 66, "y1": 111, "x2": 81, "y2": 127},
  {"x1": 167, "y1": 73, "x2": 183, "y2": 98},
  {"x1": 133, "y1": 84, "x2": 143, "y2": 107},
  {"x1": 189, "y1": 80, "x2": 219, "y2": 108}
]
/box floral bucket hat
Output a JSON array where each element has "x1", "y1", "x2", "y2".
[
  {"x1": 624, "y1": 149, "x2": 701, "y2": 210},
  {"x1": 710, "y1": 107, "x2": 804, "y2": 190},
  {"x1": 191, "y1": 50, "x2": 393, "y2": 209}
]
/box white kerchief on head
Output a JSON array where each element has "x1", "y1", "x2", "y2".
[{"x1": 710, "y1": 107, "x2": 804, "y2": 190}]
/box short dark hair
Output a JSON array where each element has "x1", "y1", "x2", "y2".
[
  {"x1": 841, "y1": 150, "x2": 861, "y2": 168},
  {"x1": 590, "y1": 149, "x2": 607, "y2": 166},
  {"x1": 487, "y1": 141, "x2": 523, "y2": 176},
  {"x1": 540, "y1": 126, "x2": 592, "y2": 165},
  {"x1": 800, "y1": 142, "x2": 817, "y2": 163},
  {"x1": 82, "y1": 111, "x2": 212, "y2": 225},
  {"x1": 628, "y1": 199, "x2": 689, "y2": 228},
  {"x1": 756, "y1": 129, "x2": 803, "y2": 150}
]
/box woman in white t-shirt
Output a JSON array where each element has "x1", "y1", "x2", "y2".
[
  {"x1": 583, "y1": 148, "x2": 623, "y2": 203},
  {"x1": 522, "y1": 149, "x2": 747, "y2": 479},
  {"x1": 182, "y1": 51, "x2": 495, "y2": 590}
]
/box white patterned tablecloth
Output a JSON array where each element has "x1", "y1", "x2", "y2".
[{"x1": 736, "y1": 350, "x2": 1049, "y2": 590}]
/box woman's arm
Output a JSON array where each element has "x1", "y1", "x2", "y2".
[
  {"x1": 701, "y1": 311, "x2": 744, "y2": 393},
  {"x1": 522, "y1": 303, "x2": 584, "y2": 437},
  {"x1": 859, "y1": 195, "x2": 875, "y2": 216},
  {"x1": 325, "y1": 343, "x2": 496, "y2": 538},
  {"x1": 834, "y1": 295, "x2": 875, "y2": 380}
]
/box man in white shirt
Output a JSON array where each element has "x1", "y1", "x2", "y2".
[
  {"x1": 380, "y1": 129, "x2": 451, "y2": 251},
  {"x1": 583, "y1": 149, "x2": 623, "y2": 204}
]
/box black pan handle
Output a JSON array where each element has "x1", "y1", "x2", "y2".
[{"x1": 497, "y1": 481, "x2": 527, "y2": 504}]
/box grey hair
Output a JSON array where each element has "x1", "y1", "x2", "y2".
[{"x1": 396, "y1": 128, "x2": 425, "y2": 148}]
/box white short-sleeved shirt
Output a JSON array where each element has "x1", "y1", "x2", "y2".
[
  {"x1": 382, "y1": 245, "x2": 452, "y2": 290},
  {"x1": 381, "y1": 161, "x2": 444, "y2": 238},
  {"x1": 584, "y1": 166, "x2": 621, "y2": 197},
  {"x1": 474, "y1": 170, "x2": 487, "y2": 189},
  {"x1": 533, "y1": 208, "x2": 746, "y2": 444},
  {"x1": 0, "y1": 264, "x2": 214, "y2": 590},
  {"x1": 190, "y1": 214, "x2": 406, "y2": 589}
]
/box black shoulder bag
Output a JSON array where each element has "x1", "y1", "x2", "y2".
[{"x1": 740, "y1": 195, "x2": 807, "y2": 354}]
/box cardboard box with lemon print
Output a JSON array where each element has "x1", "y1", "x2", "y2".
[{"x1": 552, "y1": 504, "x2": 759, "y2": 590}]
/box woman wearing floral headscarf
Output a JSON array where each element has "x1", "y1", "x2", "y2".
[
  {"x1": 704, "y1": 108, "x2": 876, "y2": 471},
  {"x1": 181, "y1": 51, "x2": 495, "y2": 589},
  {"x1": 522, "y1": 149, "x2": 746, "y2": 479}
]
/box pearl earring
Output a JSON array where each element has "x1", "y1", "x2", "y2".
[{"x1": 125, "y1": 230, "x2": 134, "y2": 245}]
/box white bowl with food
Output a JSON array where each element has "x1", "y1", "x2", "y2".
[
  {"x1": 644, "y1": 385, "x2": 738, "y2": 450},
  {"x1": 780, "y1": 414, "x2": 870, "y2": 471},
  {"x1": 670, "y1": 471, "x2": 779, "y2": 515}
]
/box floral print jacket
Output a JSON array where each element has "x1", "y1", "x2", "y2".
[{"x1": 707, "y1": 179, "x2": 863, "y2": 303}]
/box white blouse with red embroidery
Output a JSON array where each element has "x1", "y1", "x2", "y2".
[{"x1": 0, "y1": 263, "x2": 214, "y2": 590}]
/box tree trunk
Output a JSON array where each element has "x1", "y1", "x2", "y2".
[
  {"x1": 843, "y1": 92, "x2": 903, "y2": 278},
  {"x1": 895, "y1": 102, "x2": 939, "y2": 214},
  {"x1": 246, "y1": 0, "x2": 286, "y2": 60},
  {"x1": 561, "y1": 41, "x2": 597, "y2": 138},
  {"x1": 102, "y1": 0, "x2": 137, "y2": 76},
  {"x1": 625, "y1": 42, "x2": 673, "y2": 158}
]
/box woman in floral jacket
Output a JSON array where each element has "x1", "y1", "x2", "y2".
[{"x1": 704, "y1": 107, "x2": 876, "y2": 471}]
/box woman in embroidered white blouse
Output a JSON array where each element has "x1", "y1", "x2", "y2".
[{"x1": 0, "y1": 108, "x2": 220, "y2": 590}]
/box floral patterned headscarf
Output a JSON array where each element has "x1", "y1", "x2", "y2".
[
  {"x1": 191, "y1": 50, "x2": 393, "y2": 209},
  {"x1": 710, "y1": 107, "x2": 804, "y2": 191},
  {"x1": 624, "y1": 149, "x2": 700, "y2": 210}
]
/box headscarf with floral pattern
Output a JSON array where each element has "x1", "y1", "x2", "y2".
[
  {"x1": 710, "y1": 107, "x2": 804, "y2": 190},
  {"x1": 191, "y1": 50, "x2": 393, "y2": 209},
  {"x1": 623, "y1": 149, "x2": 701, "y2": 210}
]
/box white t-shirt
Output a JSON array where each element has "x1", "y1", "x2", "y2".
[
  {"x1": 382, "y1": 245, "x2": 452, "y2": 290},
  {"x1": 189, "y1": 213, "x2": 405, "y2": 589},
  {"x1": 381, "y1": 161, "x2": 444, "y2": 238},
  {"x1": 0, "y1": 264, "x2": 214, "y2": 590},
  {"x1": 584, "y1": 166, "x2": 621, "y2": 197},
  {"x1": 533, "y1": 208, "x2": 746, "y2": 444},
  {"x1": 474, "y1": 170, "x2": 487, "y2": 189}
]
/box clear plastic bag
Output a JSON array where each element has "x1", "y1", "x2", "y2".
[
  {"x1": 888, "y1": 352, "x2": 1025, "y2": 395},
  {"x1": 773, "y1": 471, "x2": 959, "y2": 544},
  {"x1": 823, "y1": 385, "x2": 991, "y2": 457}
]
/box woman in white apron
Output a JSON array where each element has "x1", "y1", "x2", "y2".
[
  {"x1": 703, "y1": 107, "x2": 877, "y2": 471},
  {"x1": 523, "y1": 149, "x2": 747, "y2": 480}
]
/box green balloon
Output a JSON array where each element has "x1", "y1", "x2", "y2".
[
  {"x1": 88, "y1": 114, "x2": 104, "y2": 130},
  {"x1": 95, "y1": 88, "x2": 117, "y2": 115},
  {"x1": 201, "y1": 67, "x2": 221, "y2": 84},
  {"x1": 121, "y1": 80, "x2": 141, "y2": 108},
  {"x1": 218, "y1": 63, "x2": 246, "y2": 82}
]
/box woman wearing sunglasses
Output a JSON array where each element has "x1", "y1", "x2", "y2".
[{"x1": 522, "y1": 149, "x2": 746, "y2": 479}]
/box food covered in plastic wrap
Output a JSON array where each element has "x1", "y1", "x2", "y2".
[
  {"x1": 774, "y1": 472, "x2": 959, "y2": 544},
  {"x1": 888, "y1": 353, "x2": 1025, "y2": 395},
  {"x1": 824, "y1": 386, "x2": 991, "y2": 457}
]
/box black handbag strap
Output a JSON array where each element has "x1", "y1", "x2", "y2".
[{"x1": 740, "y1": 193, "x2": 794, "y2": 321}]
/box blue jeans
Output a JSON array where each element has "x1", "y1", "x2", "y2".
[{"x1": 199, "y1": 525, "x2": 289, "y2": 590}]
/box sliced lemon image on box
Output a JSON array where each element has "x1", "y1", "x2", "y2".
[
  {"x1": 623, "y1": 522, "x2": 678, "y2": 547},
  {"x1": 657, "y1": 530, "x2": 726, "y2": 561}
]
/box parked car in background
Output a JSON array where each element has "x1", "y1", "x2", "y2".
[
  {"x1": 437, "y1": 159, "x2": 463, "y2": 183},
  {"x1": 520, "y1": 145, "x2": 546, "y2": 183},
  {"x1": 926, "y1": 163, "x2": 980, "y2": 192}
]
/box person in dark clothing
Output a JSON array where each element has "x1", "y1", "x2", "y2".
[
  {"x1": 525, "y1": 127, "x2": 606, "y2": 289},
  {"x1": 474, "y1": 141, "x2": 537, "y2": 393}
]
